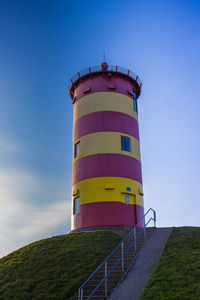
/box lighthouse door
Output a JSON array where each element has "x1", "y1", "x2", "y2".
[{"x1": 121, "y1": 193, "x2": 136, "y2": 226}]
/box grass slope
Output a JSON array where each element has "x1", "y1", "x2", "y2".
[
  {"x1": 0, "y1": 231, "x2": 122, "y2": 300},
  {"x1": 140, "y1": 227, "x2": 200, "y2": 300}
]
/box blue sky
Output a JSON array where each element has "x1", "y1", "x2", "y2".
[{"x1": 0, "y1": 0, "x2": 200, "y2": 257}]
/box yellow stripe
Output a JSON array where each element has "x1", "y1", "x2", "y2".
[
  {"x1": 72, "y1": 177, "x2": 144, "y2": 207},
  {"x1": 73, "y1": 132, "x2": 141, "y2": 162},
  {"x1": 73, "y1": 92, "x2": 138, "y2": 122}
]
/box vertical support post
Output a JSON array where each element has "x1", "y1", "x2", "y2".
[
  {"x1": 143, "y1": 214, "x2": 146, "y2": 240},
  {"x1": 134, "y1": 227, "x2": 137, "y2": 252},
  {"x1": 121, "y1": 242, "x2": 124, "y2": 272},
  {"x1": 144, "y1": 226, "x2": 146, "y2": 240},
  {"x1": 105, "y1": 261, "x2": 107, "y2": 297},
  {"x1": 78, "y1": 288, "x2": 80, "y2": 300},
  {"x1": 154, "y1": 210, "x2": 156, "y2": 227},
  {"x1": 79, "y1": 288, "x2": 83, "y2": 300}
]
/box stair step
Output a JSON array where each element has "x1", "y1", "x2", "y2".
[{"x1": 74, "y1": 226, "x2": 156, "y2": 300}]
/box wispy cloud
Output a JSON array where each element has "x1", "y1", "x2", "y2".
[
  {"x1": 0, "y1": 169, "x2": 71, "y2": 258},
  {"x1": 15, "y1": 200, "x2": 70, "y2": 238}
]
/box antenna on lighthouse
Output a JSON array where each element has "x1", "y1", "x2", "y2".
[{"x1": 103, "y1": 49, "x2": 105, "y2": 62}]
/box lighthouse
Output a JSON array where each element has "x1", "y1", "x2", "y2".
[{"x1": 68, "y1": 63, "x2": 144, "y2": 231}]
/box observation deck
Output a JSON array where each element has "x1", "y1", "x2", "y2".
[{"x1": 68, "y1": 64, "x2": 142, "y2": 101}]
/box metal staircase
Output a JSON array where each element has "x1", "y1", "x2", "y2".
[{"x1": 75, "y1": 208, "x2": 156, "y2": 300}]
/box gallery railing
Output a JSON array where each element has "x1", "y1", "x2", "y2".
[{"x1": 68, "y1": 64, "x2": 142, "y2": 91}]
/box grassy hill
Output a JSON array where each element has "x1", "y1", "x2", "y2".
[
  {"x1": 0, "y1": 231, "x2": 122, "y2": 300},
  {"x1": 1, "y1": 227, "x2": 199, "y2": 300},
  {"x1": 140, "y1": 227, "x2": 200, "y2": 300}
]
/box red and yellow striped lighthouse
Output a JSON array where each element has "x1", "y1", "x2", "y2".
[{"x1": 68, "y1": 63, "x2": 144, "y2": 230}]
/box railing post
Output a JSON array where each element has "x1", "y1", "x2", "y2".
[
  {"x1": 78, "y1": 288, "x2": 80, "y2": 300},
  {"x1": 144, "y1": 226, "x2": 146, "y2": 240},
  {"x1": 154, "y1": 210, "x2": 156, "y2": 227},
  {"x1": 134, "y1": 227, "x2": 137, "y2": 252},
  {"x1": 105, "y1": 261, "x2": 107, "y2": 297},
  {"x1": 121, "y1": 242, "x2": 124, "y2": 271},
  {"x1": 79, "y1": 288, "x2": 83, "y2": 300}
]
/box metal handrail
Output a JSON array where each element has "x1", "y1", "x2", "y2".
[
  {"x1": 68, "y1": 64, "x2": 142, "y2": 90},
  {"x1": 78, "y1": 208, "x2": 156, "y2": 300}
]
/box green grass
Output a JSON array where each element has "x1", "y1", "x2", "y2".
[
  {"x1": 140, "y1": 227, "x2": 200, "y2": 300},
  {"x1": 0, "y1": 230, "x2": 122, "y2": 300},
  {"x1": 1, "y1": 227, "x2": 199, "y2": 300}
]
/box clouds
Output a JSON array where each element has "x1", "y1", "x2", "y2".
[
  {"x1": 0, "y1": 169, "x2": 71, "y2": 258},
  {"x1": 1, "y1": 0, "x2": 200, "y2": 259},
  {"x1": 0, "y1": 71, "x2": 72, "y2": 259}
]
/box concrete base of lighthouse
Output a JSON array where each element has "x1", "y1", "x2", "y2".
[{"x1": 69, "y1": 225, "x2": 134, "y2": 234}]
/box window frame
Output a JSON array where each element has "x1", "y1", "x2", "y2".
[
  {"x1": 74, "y1": 141, "x2": 80, "y2": 158},
  {"x1": 73, "y1": 196, "x2": 80, "y2": 215},
  {"x1": 133, "y1": 91, "x2": 138, "y2": 114},
  {"x1": 121, "y1": 136, "x2": 131, "y2": 152}
]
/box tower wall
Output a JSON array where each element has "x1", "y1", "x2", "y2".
[{"x1": 69, "y1": 65, "x2": 144, "y2": 230}]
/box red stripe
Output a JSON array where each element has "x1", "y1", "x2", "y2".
[
  {"x1": 72, "y1": 154, "x2": 142, "y2": 185},
  {"x1": 73, "y1": 75, "x2": 138, "y2": 102},
  {"x1": 72, "y1": 202, "x2": 144, "y2": 229},
  {"x1": 73, "y1": 111, "x2": 139, "y2": 141}
]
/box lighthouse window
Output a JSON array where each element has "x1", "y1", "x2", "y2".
[
  {"x1": 73, "y1": 196, "x2": 80, "y2": 214},
  {"x1": 121, "y1": 136, "x2": 131, "y2": 152},
  {"x1": 74, "y1": 141, "x2": 80, "y2": 158},
  {"x1": 133, "y1": 92, "x2": 138, "y2": 114}
]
